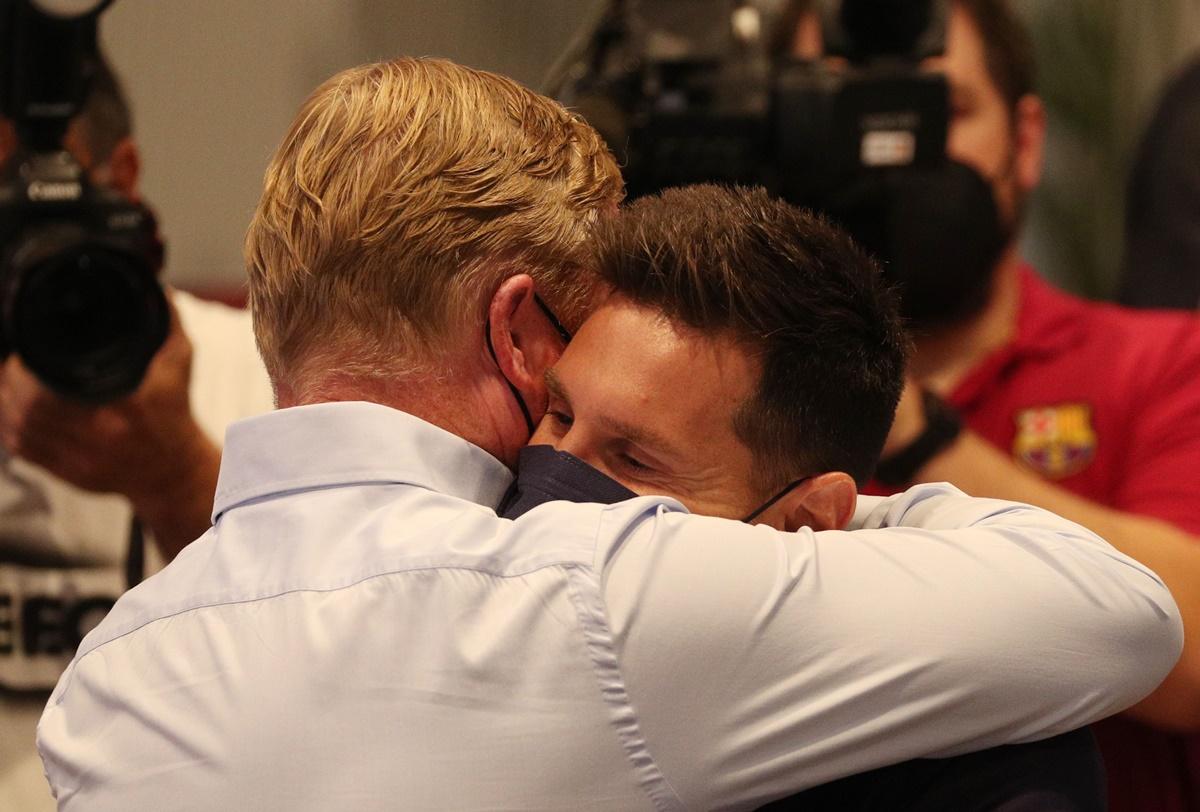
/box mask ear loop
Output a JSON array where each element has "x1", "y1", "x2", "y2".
[
  {"x1": 741, "y1": 475, "x2": 814, "y2": 524},
  {"x1": 534, "y1": 293, "x2": 572, "y2": 344},
  {"x1": 485, "y1": 317, "x2": 536, "y2": 437},
  {"x1": 484, "y1": 293, "x2": 572, "y2": 439}
]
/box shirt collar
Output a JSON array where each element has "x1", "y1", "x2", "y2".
[{"x1": 213, "y1": 401, "x2": 514, "y2": 522}]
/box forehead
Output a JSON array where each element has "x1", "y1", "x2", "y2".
[
  {"x1": 922, "y1": 6, "x2": 995, "y2": 96},
  {"x1": 556, "y1": 298, "x2": 760, "y2": 441}
]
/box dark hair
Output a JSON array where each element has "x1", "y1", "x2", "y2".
[
  {"x1": 773, "y1": 0, "x2": 1037, "y2": 111},
  {"x1": 956, "y1": 0, "x2": 1036, "y2": 111},
  {"x1": 593, "y1": 184, "x2": 908, "y2": 488},
  {"x1": 75, "y1": 53, "x2": 133, "y2": 163}
]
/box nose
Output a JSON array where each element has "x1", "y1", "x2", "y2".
[
  {"x1": 529, "y1": 418, "x2": 600, "y2": 467},
  {"x1": 551, "y1": 426, "x2": 590, "y2": 462},
  {"x1": 539, "y1": 423, "x2": 620, "y2": 482}
]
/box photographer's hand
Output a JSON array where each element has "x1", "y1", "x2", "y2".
[{"x1": 0, "y1": 294, "x2": 220, "y2": 562}]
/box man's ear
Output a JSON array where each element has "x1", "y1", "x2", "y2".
[
  {"x1": 486, "y1": 274, "x2": 565, "y2": 417},
  {"x1": 777, "y1": 472, "x2": 858, "y2": 532},
  {"x1": 1013, "y1": 94, "x2": 1046, "y2": 194},
  {"x1": 105, "y1": 136, "x2": 141, "y2": 200}
]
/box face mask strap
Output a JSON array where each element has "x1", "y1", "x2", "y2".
[
  {"x1": 534, "y1": 293, "x2": 572, "y2": 344},
  {"x1": 483, "y1": 294, "x2": 570, "y2": 440},
  {"x1": 741, "y1": 475, "x2": 814, "y2": 524},
  {"x1": 485, "y1": 316, "x2": 536, "y2": 437}
]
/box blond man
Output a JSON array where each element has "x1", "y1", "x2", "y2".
[{"x1": 36, "y1": 59, "x2": 1180, "y2": 811}]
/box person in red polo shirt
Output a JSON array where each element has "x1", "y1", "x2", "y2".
[{"x1": 787, "y1": 1, "x2": 1200, "y2": 810}]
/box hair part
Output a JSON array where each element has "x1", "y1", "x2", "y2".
[
  {"x1": 244, "y1": 57, "x2": 623, "y2": 400},
  {"x1": 593, "y1": 184, "x2": 909, "y2": 489}
]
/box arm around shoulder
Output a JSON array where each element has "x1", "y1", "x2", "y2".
[
  {"x1": 910, "y1": 323, "x2": 1200, "y2": 731},
  {"x1": 599, "y1": 487, "x2": 1182, "y2": 808}
]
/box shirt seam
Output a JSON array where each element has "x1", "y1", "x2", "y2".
[
  {"x1": 213, "y1": 471, "x2": 507, "y2": 517},
  {"x1": 52, "y1": 558, "x2": 594, "y2": 707},
  {"x1": 562, "y1": 564, "x2": 685, "y2": 812}
]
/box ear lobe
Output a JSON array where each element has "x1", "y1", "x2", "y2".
[{"x1": 781, "y1": 472, "x2": 857, "y2": 532}]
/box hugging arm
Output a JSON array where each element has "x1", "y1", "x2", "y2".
[{"x1": 600, "y1": 483, "x2": 1182, "y2": 810}]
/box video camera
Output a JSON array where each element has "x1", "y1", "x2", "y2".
[
  {"x1": 0, "y1": 0, "x2": 167, "y2": 403},
  {"x1": 560, "y1": 0, "x2": 947, "y2": 198},
  {"x1": 559, "y1": 0, "x2": 1006, "y2": 326}
]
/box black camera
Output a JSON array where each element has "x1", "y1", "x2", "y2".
[
  {"x1": 0, "y1": 0, "x2": 167, "y2": 403},
  {"x1": 559, "y1": 0, "x2": 1006, "y2": 327},
  {"x1": 775, "y1": 0, "x2": 949, "y2": 205},
  {"x1": 564, "y1": 0, "x2": 948, "y2": 202}
]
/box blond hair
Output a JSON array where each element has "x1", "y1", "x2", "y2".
[{"x1": 244, "y1": 58, "x2": 622, "y2": 396}]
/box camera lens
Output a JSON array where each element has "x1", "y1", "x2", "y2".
[{"x1": 7, "y1": 234, "x2": 168, "y2": 402}]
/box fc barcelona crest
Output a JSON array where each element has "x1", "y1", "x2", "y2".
[{"x1": 1012, "y1": 403, "x2": 1097, "y2": 480}]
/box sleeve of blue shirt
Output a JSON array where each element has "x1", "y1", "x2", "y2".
[{"x1": 597, "y1": 482, "x2": 1183, "y2": 811}]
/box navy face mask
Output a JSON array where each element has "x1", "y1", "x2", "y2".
[
  {"x1": 498, "y1": 444, "x2": 812, "y2": 524},
  {"x1": 498, "y1": 445, "x2": 637, "y2": 519}
]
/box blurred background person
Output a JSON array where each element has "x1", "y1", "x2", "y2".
[
  {"x1": 805, "y1": 4, "x2": 1200, "y2": 809},
  {"x1": 789, "y1": 3, "x2": 1200, "y2": 810},
  {"x1": 1118, "y1": 56, "x2": 1200, "y2": 310},
  {"x1": 0, "y1": 8, "x2": 272, "y2": 810}
]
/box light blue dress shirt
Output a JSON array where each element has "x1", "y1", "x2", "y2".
[{"x1": 38, "y1": 402, "x2": 1182, "y2": 811}]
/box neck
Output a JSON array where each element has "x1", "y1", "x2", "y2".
[
  {"x1": 275, "y1": 356, "x2": 526, "y2": 469},
  {"x1": 910, "y1": 246, "x2": 1023, "y2": 396}
]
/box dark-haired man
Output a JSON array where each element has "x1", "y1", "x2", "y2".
[
  {"x1": 1119, "y1": 56, "x2": 1200, "y2": 310},
  {"x1": 507, "y1": 182, "x2": 905, "y2": 526},
  {"x1": 505, "y1": 183, "x2": 1111, "y2": 810},
  {"x1": 0, "y1": 59, "x2": 271, "y2": 811},
  {"x1": 498, "y1": 176, "x2": 1167, "y2": 808},
  {"x1": 782, "y1": 2, "x2": 1200, "y2": 808}
]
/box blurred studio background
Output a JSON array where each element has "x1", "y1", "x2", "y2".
[{"x1": 101, "y1": 0, "x2": 1200, "y2": 302}]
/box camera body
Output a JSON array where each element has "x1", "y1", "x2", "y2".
[
  {"x1": 576, "y1": 0, "x2": 950, "y2": 206},
  {"x1": 565, "y1": 0, "x2": 1009, "y2": 326},
  {"x1": 0, "y1": 0, "x2": 167, "y2": 402}
]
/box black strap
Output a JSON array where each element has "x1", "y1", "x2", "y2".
[
  {"x1": 125, "y1": 516, "x2": 145, "y2": 590},
  {"x1": 874, "y1": 389, "x2": 963, "y2": 487}
]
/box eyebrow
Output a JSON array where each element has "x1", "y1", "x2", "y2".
[
  {"x1": 544, "y1": 367, "x2": 686, "y2": 460},
  {"x1": 544, "y1": 366, "x2": 568, "y2": 402}
]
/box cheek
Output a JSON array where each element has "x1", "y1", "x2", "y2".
[
  {"x1": 946, "y1": 112, "x2": 1011, "y2": 181},
  {"x1": 666, "y1": 481, "x2": 760, "y2": 522},
  {"x1": 612, "y1": 477, "x2": 664, "y2": 500},
  {"x1": 946, "y1": 123, "x2": 989, "y2": 175}
]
